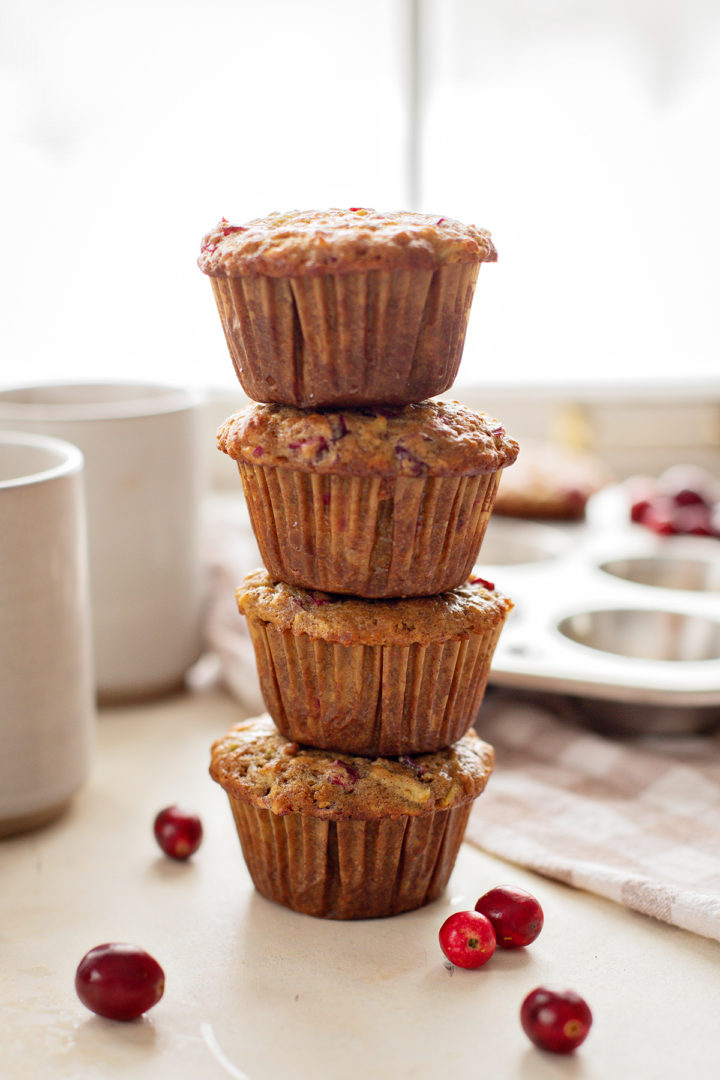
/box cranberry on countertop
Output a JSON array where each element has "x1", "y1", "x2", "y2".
[
  {"x1": 475, "y1": 885, "x2": 544, "y2": 948},
  {"x1": 520, "y1": 986, "x2": 593, "y2": 1054},
  {"x1": 153, "y1": 805, "x2": 203, "y2": 860},
  {"x1": 75, "y1": 943, "x2": 165, "y2": 1022},
  {"x1": 438, "y1": 909, "x2": 496, "y2": 969}
]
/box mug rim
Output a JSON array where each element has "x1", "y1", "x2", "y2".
[
  {"x1": 0, "y1": 381, "x2": 205, "y2": 422},
  {"x1": 0, "y1": 431, "x2": 84, "y2": 489}
]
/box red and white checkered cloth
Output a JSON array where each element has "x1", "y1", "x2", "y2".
[{"x1": 200, "y1": 495, "x2": 720, "y2": 942}]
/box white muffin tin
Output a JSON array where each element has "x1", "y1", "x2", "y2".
[{"x1": 476, "y1": 487, "x2": 720, "y2": 735}]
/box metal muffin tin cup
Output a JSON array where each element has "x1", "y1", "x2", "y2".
[{"x1": 475, "y1": 489, "x2": 720, "y2": 736}]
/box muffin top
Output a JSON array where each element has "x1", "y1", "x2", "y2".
[
  {"x1": 210, "y1": 714, "x2": 494, "y2": 820},
  {"x1": 198, "y1": 208, "x2": 497, "y2": 278},
  {"x1": 494, "y1": 441, "x2": 614, "y2": 521},
  {"x1": 218, "y1": 400, "x2": 519, "y2": 477},
  {"x1": 237, "y1": 568, "x2": 513, "y2": 646}
]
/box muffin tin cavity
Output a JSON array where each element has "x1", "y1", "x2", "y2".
[
  {"x1": 475, "y1": 487, "x2": 720, "y2": 735},
  {"x1": 475, "y1": 518, "x2": 570, "y2": 567},
  {"x1": 599, "y1": 554, "x2": 720, "y2": 592},
  {"x1": 556, "y1": 608, "x2": 720, "y2": 663}
]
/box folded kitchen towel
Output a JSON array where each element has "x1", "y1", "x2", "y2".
[
  {"x1": 470, "y1": 691, "x2": 720, "y2": 942},
  {"x1": 201, "y1": 494, "x2": 720, "y2": 942},
  {"x1": 198, "y1": 493, "x2": 266, "y2": 714}
]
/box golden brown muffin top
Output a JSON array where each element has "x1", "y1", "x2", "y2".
[
  {"x1": 493, "y1": 441, "x2": 614, "y2": 521},
  {"x1": 237, "y1": 568, "x2": 513, "y2": 646},
  {"x1": 217, "y1": 400, "x2": 519, "y2": 477},
  {"x1": 198, "y1": 208, "x2": 497, "y2": 278},
  {"x1": 209, "y1": 714, "x2": 494, "y2": 820}
]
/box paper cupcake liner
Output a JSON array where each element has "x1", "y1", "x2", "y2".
[
  {"x1": 238, "y1": 462, "x2": 501, "y2": 597},
  {"x1": 210, "y1": 263, "x2": 479, "y2": 408},
  {"x1": 227, "y1": 798, "x2": 474, "y2": 919},
  {"x1": 246, "y1": 618, "x2": 506, "y2": 756}
]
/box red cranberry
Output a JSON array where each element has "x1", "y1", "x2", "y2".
[
  {"x1": 474, "y1": 885, "x2": 544, "y2": 947},
  {"x1": 660, "y1": 465, "x2": 715, "y2": 508},
  {"x1": 629, "y1": 496, "x2": 653, "y2": 523},
  {"x1": 626, "y1": 476, "x2": 658, "y2": 522},
  {"x1": 520, "y1": 986, "x2": 592, "y2": 1054},
  {"x1": 153, "y1": 805, "x2": 203, "y2": 860},
  {"x1": 328, "y1": 760, "x2": 359, "y2": 790},
  {"x1": 673, "y1": 487, "x2": 710, "y2": 508},
  {"x1": 438, "y1": 910, "x2": 496, "y2": 969},
  {"x1": 641, "y1": 497, "x2": 677, "y2": 535},
  {"x1": 672, "y1": 503, "x2": 713, "y2": 536},
  {"x1": 221, "y1": 222, "x2": 246, "y2": 237},
  {"x1": 75, "y1": 943, "x2": 165, "y2": 1021},
  {"x1": 562, "y1": 487, "x2": 589, "y2": 515}
]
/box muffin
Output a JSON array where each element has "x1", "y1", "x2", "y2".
[
  {"x1": 198, "y1": 208, "x2": 497, "y2": 408},
  {"x1": 209, "y1": 714, "x2": 494, "y2": 920},
  {"x1": 218, "y1": 400, "x2": 519, "y2": 598},
  {"x1": 493, "y1": 441, "x2": 613, "y2": 521},
  {"x1": 237, "y1": 569, "x2": 513, "y2": 757}
]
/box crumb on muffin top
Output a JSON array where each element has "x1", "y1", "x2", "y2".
[
  {"x1": 209, "y1": 714, "x2": 494, "y2": 820},
  {"x1": 237, "y1": 568, "x2": 513, "y2": 646},
  {"x1": 217, "y1": 400, "x2": 519, "y2": 477},
  {"x1": 198, "y1": 208, "x2": 497, "y2": 278}
]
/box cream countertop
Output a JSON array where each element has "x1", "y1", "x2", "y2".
[{"x1": 2, "y1": 687, "x2": 719, "y2": 1079}]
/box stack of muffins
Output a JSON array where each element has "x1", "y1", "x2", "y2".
[{"x1": 199, "y1": 208, "x2": 519, "y2": 920}]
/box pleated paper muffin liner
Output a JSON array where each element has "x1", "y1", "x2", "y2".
[
  {"x1": 245, "y1": 618, "x2": 506, "y2": 757},
  {"x1": 226, "y1": 798, "x2": 474, "y2": 919},
  {"x1": 238, "y1": 462, "x2": 501, "y2": 598},
  {"x1": 210, "y1": 262, "x2": 479, "y2": 408}
]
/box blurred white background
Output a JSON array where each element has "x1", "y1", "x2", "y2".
[{"x1": 1, "y1": 0, "x2": 718, "y2": 392}]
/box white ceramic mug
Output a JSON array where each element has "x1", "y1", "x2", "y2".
[
  {"x1": 0, "y1": 432, "x2": 95, "y2": 835},
  {"x1": 0, "y1": 383, "x2": 206, "y2": 702}
]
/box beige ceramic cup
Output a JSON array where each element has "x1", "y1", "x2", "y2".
[
  {"x1": 0, "y1": 432, "x2": 95, "y2": 835},
  {"x1": 0, "y1": 383, "x2": 206, "y2": 702}
]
